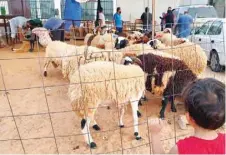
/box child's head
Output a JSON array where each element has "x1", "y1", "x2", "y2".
[{"x1": 182, "y1": 78, "x2": 225, "y2": 130}]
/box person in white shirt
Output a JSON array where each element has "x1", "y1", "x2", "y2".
[
  {"x1": 8, "y1": 16, "x2": 28, "y2": 50},
  {"x1": 96, "y1": 8, "x2": 107, "y2": 34}
]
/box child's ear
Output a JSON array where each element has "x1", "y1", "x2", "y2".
[
  {"x1": 186, "y1": 112, "x2": 196, "y2": 127},
  {"x1": 185, "y1": 112, "x2": 190, "y2": 123}
]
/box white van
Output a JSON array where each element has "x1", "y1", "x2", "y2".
[{"x1": 173, "y1": 5, "x2": 218, "y2": 29}]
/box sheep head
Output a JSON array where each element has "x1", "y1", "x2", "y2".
[
  {"x1": 115, "y1": 37, "x2": 129, "y2": 49},
  {"x1": 163, "y1": 28, "x2": 172, "y2": 34},
  {"x1": 122, "y1": 56, "x2": 143, "y2": 68}
]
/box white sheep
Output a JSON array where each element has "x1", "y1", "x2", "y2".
[
  {"x1": 84, "y1": 32, "x2": 117, "y2": 49},
  {"x1": 43, "y1": 41, "x2": 109, "y2": 77},
  {"x1": 150, "y1": 39, "x2": 207, "y2": 76},
  {"x1": 155, "y1": 28, "x2": 186, "y2": 46},
  {"x1": 32, "y1": 27, "x2": 52, "y2": 47},
  {"x1": 68, "y1": 60, "x2": 145, "y2": 148},
  {"x1": 61, "y1": 46, "x2": 109, "y2": 79}
]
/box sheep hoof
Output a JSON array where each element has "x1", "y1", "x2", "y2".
[
  {"x1": 137, "y1": 111, "x2": 142, "y2": 118},
  {"x1": 44, "y1": 71, "x2": 47, "y2": 77},
  {"x1": 138, "y1": 100, "x2": 143, "y2": 106},
  {"x1": 171, "y1": 108, "x2": 177, "y2": 113},
  {"x1": 134, "y1": 132, "x2": 142, "y2": 140},
  {"x1": 160, "y1": 116, "x2": 165, "y2": 120},
  {"x1": 89, "y1": 142, "x2": 97, "y2": 149},
  {"x1": 141, "y1": 96, "x2": 147, "y2": 101},
  {"x1": 93, "y1": 125, "x2": 101, "y2": 131},
  {"x1": 134, "y1": 132, "x2": 138, "y2": 136},
  {"x1": 119, "y1": 125, "x2": 124, "y2": 128}
]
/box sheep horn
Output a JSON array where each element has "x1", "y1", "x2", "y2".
[{"x1": 130, "y1": 57, "x2": 143, "y2": 67}]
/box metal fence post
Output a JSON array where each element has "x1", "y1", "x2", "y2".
[{"x1": 21, "y1": 0, "x2": 24, "y2": 16}]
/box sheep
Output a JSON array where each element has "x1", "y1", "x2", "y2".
[
  {"x1": 84, "y1": 32, "x2": 119, "y2": 49},
  {"x1": 43, "y1": 41, "x2": 109, "y2": 78},
  {"x1": 125, "y1": 50, "x2": 197, "y2": 119},
  {"x1": 68, "y1": 61, "x2": 145, "y2": 148},
  {"x1": 32, "y1": 27, "x2": 52, "y2": 47},
  {"x1": 155, "y1": 28, "x2": 186, "y2": 46},
  {"x1": 149, "y1": 39, "x2": 207, "y2": 76},
  {"x1": 61, "y1": 46, "x2": 109, "y2": 79},
  {"x1": 84, "y1": 31, "x2": 146, "y2": 50},
  {"x1": 44, "y1": 39, "x2": 149, "y2": 78}
]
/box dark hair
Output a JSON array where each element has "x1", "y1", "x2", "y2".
[
  {"x1": 117, "y1": 7, "x2": 121, "y2": 12},
  {"x1": 145, "y1": 7, "x2": 149, "y2": 13},
  {"x1": 99, "y1": 7, "x2": 103, "y2": 12},
  {"x1": 182, "y1": 78, "x2": 225, "y2": 130}
]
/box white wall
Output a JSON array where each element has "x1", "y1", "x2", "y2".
[
  {"x1": 116, "y1": 0, "x2": 180, "y2": 24},
  {"x1": 179, "y1": 0, "x2": 208, "y2": 6}
]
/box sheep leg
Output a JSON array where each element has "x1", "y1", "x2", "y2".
[
  {"x1": 119, "y1": 107, "x2": 125, "y2": 128},
  {"x1": 145, "y1": 75, "x2": 152, "y2": 92},
  {"x1": 131, "y1": 100, "x2": 142, "y2": 140},
  {"x1": 90, "y1": 109, "x2": 101, "y2": 131},
  {"x1": 43, "y1": 60, "x2": 50, "y2": 77},
  {"x1": 138, "y1": 95, "x2": 147, "y2": 106},
  {"x1": 170, "y1": 96, "x2": 177, "y2": 112},
  {"x1": 81, "y1": 117, "x2": 96, "y2": 149},
  {"x1": 159, "y1": 96, "x2": 169, "y2": 119},
  {"x1": 92, "y1": 119, "x2": 101, "y2": 131},
  {"x1": 51, "y1": 61, "x2": 59, "y2": 68}
]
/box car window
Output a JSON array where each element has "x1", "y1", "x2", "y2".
[
  {"x1": 173, "y1": 8, "x2": 179, "y2": 18},
  {"x1": 195, "y1": 21, "x2": 213, "y2": 35},
  {"x1": 207, "y1": 21, "x2": 223, "y2": 35},
  {"x1": 188, "y1": 7, "x2": 218, "y2": 18},
  {"x1": 173, "y1": 8, "x2": 179, "y2": 22}
]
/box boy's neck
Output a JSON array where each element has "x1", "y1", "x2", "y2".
[{"x1": 193, "y1": 126, "x2": 218, "y2": 140}]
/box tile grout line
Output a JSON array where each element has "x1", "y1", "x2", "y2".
[{"x1": 0, "y1": 65, "x2": 26, "y2": 154}]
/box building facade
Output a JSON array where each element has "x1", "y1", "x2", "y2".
[
  {"x1": 28, "y1": 0, "x2": 55, "y2": 19},
  {"x1": 4, "y1": 0, "x2": 55, "y2": 19},
  {"x1": 61, "y1": 0, "x2": 114, "y2": 21}
]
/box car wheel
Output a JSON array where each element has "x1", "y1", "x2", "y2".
[{"x1": 210, "y1": 51, "x2": 221, "y2": 72}]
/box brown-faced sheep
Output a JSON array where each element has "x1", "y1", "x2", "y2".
[{"x1": 125, "y1": 50, "x2": 197, "y2": 119}]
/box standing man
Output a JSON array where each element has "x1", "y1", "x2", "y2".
[
  {"x1": 8, "y1": 16, "x2": 28, "y2": 50},
  {"x1": 113, "y1": 7, "x2": 123, "y2": 33},
  {"x1": 160, "y1": 12, "x2": 166, "y2": 31},
  {"x1": 97, "y1": 7, "x2": 106, "y2": 34},
  {"x1": 177, "y1": 11, "x2": 193, "y2": 38},
  {"x1": 141, "y1": 7, "x2": 152, "y2": 32},
  {"x1": 164, "y1": 7, "x2": 174, "y2": 28}
]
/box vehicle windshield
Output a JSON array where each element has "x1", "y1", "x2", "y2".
[{"x1": 188, "y1": 7, "x2": 218, "y2": 18}]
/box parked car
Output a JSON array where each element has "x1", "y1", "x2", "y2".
[
  {"x1": 173, "y1": 5, "x2": 218, "y2": 32},
  {"x1": 188, "y1": 18, "x2": 226, "y2": 72}
]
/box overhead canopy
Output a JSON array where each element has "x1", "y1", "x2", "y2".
[
  {"x1": 44, "y1": 17, "x2": 64, "y2": 30},
  {"x1": 64, "y1": 0, "x2": 82, "y2": 31}
]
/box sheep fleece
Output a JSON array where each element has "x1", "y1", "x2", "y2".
[
  {"x1": 68, "y1": 61, "x2": 145, "y2": 117},
  {"x1": 157, "y1": 41, "x2": 207, "y2": 76}
]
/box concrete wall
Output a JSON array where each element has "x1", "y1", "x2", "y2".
[{"x1": 116, "y1": 0, "x2": 180, "y2": 24}]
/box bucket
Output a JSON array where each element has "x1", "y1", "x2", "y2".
[{"x1": 0, "y1": 7, "x2": 6, "y2": 15}]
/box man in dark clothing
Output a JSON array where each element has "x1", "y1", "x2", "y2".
[
  {"x1": 164, "y1": 7, "x2": 174, "y2": 28},
  {"x1": 24, "y1": 19, "x2": 43, "y2": 52},
  {"x1": 141, "y1": 7, "x2": 152, "y2": 32}
]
